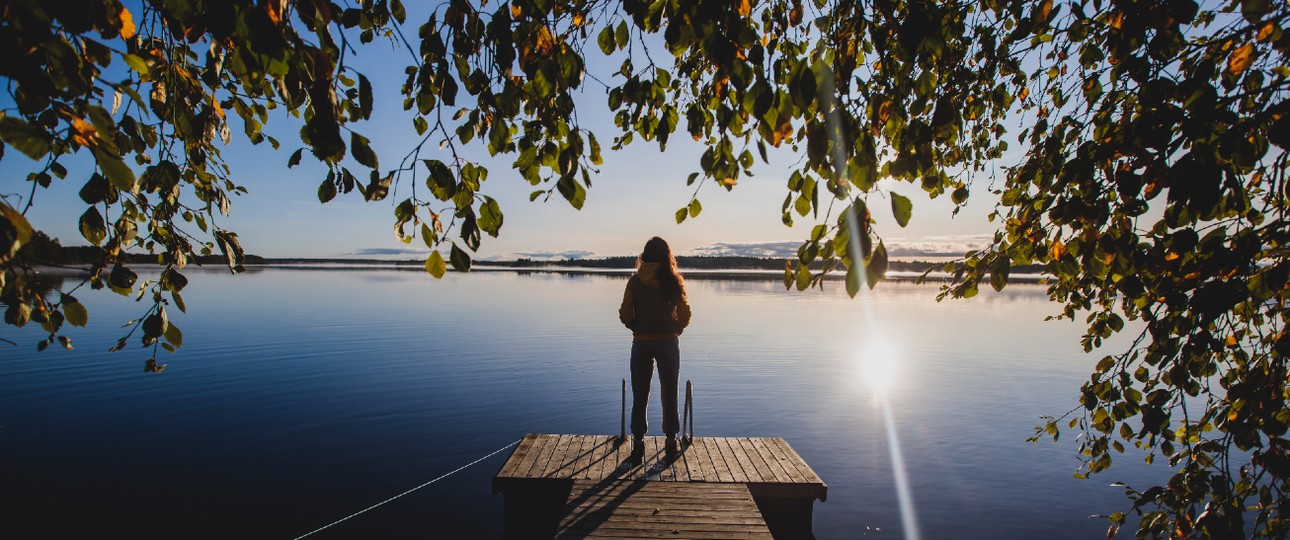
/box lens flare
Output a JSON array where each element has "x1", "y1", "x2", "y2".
[{"x1": 825, "y1": 65, "x2": 922, "y2": 539}]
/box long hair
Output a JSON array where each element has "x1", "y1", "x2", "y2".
[{"x1": 637, "y1": 236, "x2": 685, "y2": 302}]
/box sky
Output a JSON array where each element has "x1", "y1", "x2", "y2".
[{"x1": 2, "y1": 5, "x2": 1003, "y2": 262}]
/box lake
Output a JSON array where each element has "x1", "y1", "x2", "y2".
[{"x1": 0, "y1": 267, "x2": 1168, "y2": 538}]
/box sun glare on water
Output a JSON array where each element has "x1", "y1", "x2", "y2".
[
  {"x1": 858, "y1": 337, "x2": 900, "y2": 398},
  {"x1": 857, "y1": 334, "x2": 922, "y2": 540}
]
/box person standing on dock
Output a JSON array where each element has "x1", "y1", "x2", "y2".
[{"x1": 619, "y1": 236, "x2": 692, "y2": 460}]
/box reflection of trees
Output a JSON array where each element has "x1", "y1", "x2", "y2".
[{"x1": 1, "y1": 271, "x2": 67, "y2": 306}]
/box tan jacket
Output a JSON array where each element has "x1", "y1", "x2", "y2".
[{"x1": 619, "y1": 263, "x2": 692, "y2": 342}]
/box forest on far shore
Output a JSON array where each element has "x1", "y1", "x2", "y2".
[{"x1": 17, "y1": 232, "x2": 1046, "y2": 275}]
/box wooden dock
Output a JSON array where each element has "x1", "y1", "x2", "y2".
[{"x1": 493, "y1": 434, "x2": 826, "y2": 539}]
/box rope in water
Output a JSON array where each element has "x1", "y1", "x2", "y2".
[{"x1": 292, "y1": 438, "x2": 521, "y2": 540}]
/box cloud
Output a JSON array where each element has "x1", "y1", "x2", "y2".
[
  {"x1": 884, "y1": 234, "x2": 993, "y2": 258},
  {"x1": 689, "y1": 241, "x2": 800, "y2": 258},
  {"x1": 349, "y1": 247, "x2": 426, "y2": 256},
  {"x1": 691, "y1": 235, "x2": 993, "y2": 259},
  {"x1": 512, "y1": 250, "x2": 598, "y2": 260}
]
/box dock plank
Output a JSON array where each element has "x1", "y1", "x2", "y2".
[
  {"x1": 496, "y1": 433, "x2": 537, "y2": 479},
  {"x1": 494, "y1": 434, "x2": 825, "y2": 494},
  {"x1": 572, "y1": 435, "x2": 598, "y2": 480},
  {"x1": 559, "y1": 434, "x2": 589, "y2": 479},
  {"x1": 676, "y1": 441, "x2": 701, "y2": 482},
  {"x1": 758, "y1": 437, "x2": 806, "y2": 484},
  {"x1": 536, "y1": 435, "x2": 572, "y2": 476},
  {"x1": 516, "y1": 433, "x2": 553, "y2": 480},
  {"x1": 555, "y1": 479, "x2": 772, "y2": 539},
  {"x1": 718, "y1": 437, "x2": 752, "y2": 484},
  {"x1": 745, "y1": 437, "x2": 791, "y2": 484},
  {"x1": 771, "y1": 438, "x2": 819, "y2": 484},
  {"x1": 696, "y1": 440, "x2": 727, "y2": 482}
]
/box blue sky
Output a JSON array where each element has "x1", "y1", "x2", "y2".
[{"x1": 3, "y1": 5, "x2": 1001, "y2": 262}]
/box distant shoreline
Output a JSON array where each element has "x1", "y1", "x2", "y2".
[{"x1": 26, "y1": 255, "x2": 1049, "y2": 283}]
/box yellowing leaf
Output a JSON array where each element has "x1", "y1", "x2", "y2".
[
  {"x1": 265, "y1": 0, "x2": 285, "y2": 25},
  {"x1": 119, "y1": 6, "x2": 136, "y2": 40},
  {"x1": 1018, "y1": 87, "x2": 1030, "y2": 101},
  {"x1": 1037, "y1": 0, "x2": 1053, "y2": 23},
  {"x1": 209, "y1": 95, "x2": 225, "y2": 119},
  {"x1": 1258, "y1": 22, "x2": 1277, "y2": 43},
  {"x1": 1228, "y1": 42, "x2": 1255, "y2": 76},
  {"x1": 768, "y1": 120, "x2": 793, "y2": 147},
  {"x1": 70, "y1": 118, "x2": 97, "y2": 148},
  {"x1": 877, "y1": 99, "x2": 893, "y2": 124},
  {"x1": 1049, "y1": 238, "x2": 1066, "y2": 260},
  {"x1": 737, "y1": 0, "x2": 751, "y2": 18},
  {"x1": 1107, "y1": 12, "x2": 1123, "y2": 30}
]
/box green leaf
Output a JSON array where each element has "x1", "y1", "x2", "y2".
[
  {"x1": 866, "y1": 241, "x2": 888, "y2": 288},
  {"x1": 615, "y1": 21, "x2": 629, "y2": 49},
  {"x1": 675, "y1": 207, "x2": 688, "y2": 224},
  {"x1": 365, "y1": 173, "x2": 391, "y2": 201},
  {"x1": 449, "y1": 243, "x2": 471, "y2": 272},
  {"x1": 318, "y1": 173, "x2": 337, "y2": 203},
  {"x1": 62, "y1": 298, "x2": 87, "y2": 327},
  {"x1": 0, "y1": 116, "x2": 51, "y2": 160},
  {"x1": 351, "y1": 132, "x2": 379, "y2": 170},
  {"x1": 163, "y1": 321, "x2": 183, "y2": 348},
  {"x1": 122, "y1": 53, "x2": 148, "y2": 74},
  {"x1": 92, "y1": 148, "x2": 136, "y2": 192},
  {"x1": 0, "y1": 199, "x2": 33, "y2": 265},
  {"x1": 425, "y1": 251, "x2": 447, "y2": 278},
  {"x1": 358, "y1": 74, "x2": 373, "y2": 119},
  {"x1": 213, "y1": 230, "x2": 246, "y2": 273},
  {"x1": 589, "y1": 133, "x2": 603, "y2": 165},
  {"x1": 107, "y1": 264, "x2": 137, "y2": 295},
  {"x1": 142, "y1": 309, "x2": 167, "y2": 344},
  {"x1": 79, "y1": 207, "x2": 107, "y2": 246},
  {"x1": 288, "y1": 148, "x2": 304, "y2": 168},
  {"x1": 890, "y1": 192, "x2": 912, "y2": 227},
  {"x1": 989, "y1": 256, "x2": 1011, "y2": 291},
  {"x1": 794, "y1": 194, "x2": 811, "y2": 216},
  {"x1": 598, "y1": 26, "x2": 615, "y2": 54},
  {"x1": 478, "y1": 197, "x2": 503, "y2": 237},
  {"x1": 845, "y1": 259, "x2": 862, "y2": 298},
  {"x1": 58, "y1": 336, "x2": 73, "y2": 350},
  {"x1": 556, "y1": 175, "x2": 586, "y2": 210},
  {"x1": 688, "y1": 199, "x2": 702, "y2": 218}
]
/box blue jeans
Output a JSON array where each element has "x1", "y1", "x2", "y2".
[{"x1": 630, "y1": 338, "x2": 680, "y2": 438}]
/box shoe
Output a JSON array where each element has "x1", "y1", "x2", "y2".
[
  {"x1": 664, "y1": 435, "x2": 678, "y2": 459},
  {"x1": 630, "y1": 437, "x2": 645, "y2": 462}
]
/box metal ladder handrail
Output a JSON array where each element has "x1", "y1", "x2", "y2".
[
  {"x1": 619, "y1": 378, "x2": 695, "y2": 442},
  {"x1": 681, "y1": 380, "x2": 694, "y2": 442}
]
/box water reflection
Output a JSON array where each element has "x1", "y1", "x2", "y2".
[
  {"x1": 0, "y1": 268, "x2": 1166, "y2": 539},
  {"x1": 858, "y1": 336, "x2": 900, "y2": 399}
]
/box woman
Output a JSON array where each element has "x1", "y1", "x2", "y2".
[{"x1": 618, "y1": 236, "x2": 692, "y2": 459}]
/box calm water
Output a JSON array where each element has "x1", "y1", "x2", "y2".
[{"x1": 0, "y1": 268, "x2": 1168, "y2": 539}]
